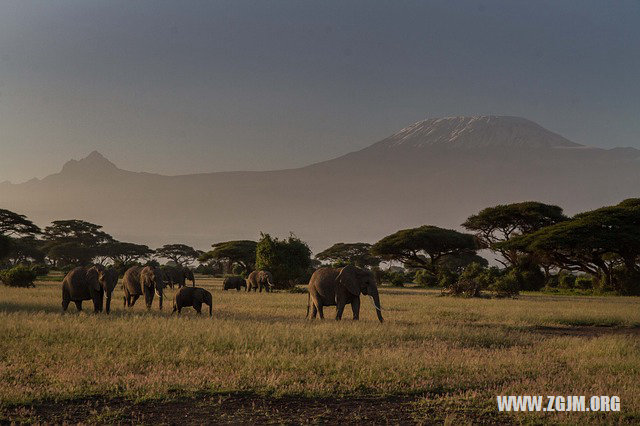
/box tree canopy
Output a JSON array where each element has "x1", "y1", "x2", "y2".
[
  {"x1": 200, "y1": 240, "x2": 257, "y2": 272},
  {"x1": 0, "y1": 209, "x2": 41, "y2": 237},
  {"x1": 371, "y1": 225, "x2": 479, "y2": 275},
  {"x1": 500, "y1": 199, "x2": 640, "y2": 292},
  {"x1": 43, "y1": 220, "x2": 113, "y2": 246},
  {"x1": 99, "y1": 241, "x2": 154, "y2": 265},
  {"x1": 462, "y1": 201, "x2": 566, "y2": 265},
  {"x1": 316, "y1": 242, "x2": 380, "y2": 268},
  {"x1": 155, "y1": 244, "x2": 201, "y2": 266},
  {"x1": 255, "y1": 233, "x2": 311, "y2": 288}
]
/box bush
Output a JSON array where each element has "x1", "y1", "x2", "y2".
[
  {"x1": 414, "y1": 270, "x2": 438, "y2": 287},
  {"x1": 575, "y1": 275, "x2": 594, "y2": 290},
  {"x1": 558, "y1": 272, "x2": 577, "y2": 289},
  {"x1": 438, "y1": 268, "x2": 459, "y2": 289},
  {"x1": 444, "y1": 263, "x2": 502, "y2": 297},
  {"x1": 0, "y1": 265, "x2": 37, "y2": 287},
  {"x1": 30, "y1": 263, "x2": 50, "y2": 276},
  {"x1": 489, "y1": 270, "x2": 520, "y2": 297},
  {"x1": 611, "y1": 268, "x2": 640, "y2": 295},
  {"x1": 389, "y1": 272, "x2": 406, "y2": 287}
]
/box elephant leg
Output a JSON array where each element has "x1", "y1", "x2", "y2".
[
  {"x1": 74, "y1": 301, "x2": 83, "y2": 311},
  {"x1": 194, "y1": 301, "x2": 202, "y2": 314},
  {"x1": 335, "y1": 304, "x2": 345, "y2": 321},
  {"x1": 130, "y1": 294, "x2": 140, "y2": 307},
  {"x1": 317, "y1": 303, "x2": 324, "y2": 319},
  {"x1": 310, "y1": 303, "x2": 318, "y2": 319},
  {"x1": 62, "y1": 299, "x2": 70, "y2": 311},
  {"x1": 351, "y1": 296, "x2": 360, "y2": 320}
]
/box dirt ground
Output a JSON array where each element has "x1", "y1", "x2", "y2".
[{"x1": 1, "y1": 394, "x2": 455, "y2": 425}]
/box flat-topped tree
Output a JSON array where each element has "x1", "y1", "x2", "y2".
[
  {"x1": 0, "y1": 209, "x2": 41, "y2": 237},
  {"x1": 499, "y1": 199, "x2": 640, "y2": 293},
  {"x1": 316, "y1": 243, "x2": 381, "y2": 268},
  {"x1": 462, "y1": 201, "x2": 566, "y2": 266},
  {"x1": 372, "y1": 226, "x2": 479, "y2": 277},
  {"x1": 200, "y1": 240, "x2": 257, "y2": 273},
  {"x1": 43, "y1": 220, "x2": 114, "y2": 246},
  {"x1": 156, "y1": 244, "x2": 201, "y2": 267},
  {"x1": 97, "y1": 241, "x2": 154, "y2": 266}
]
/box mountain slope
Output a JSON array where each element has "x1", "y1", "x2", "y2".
[{"x1": 1, "y1": 116, "x2": 639, "y2": 251}]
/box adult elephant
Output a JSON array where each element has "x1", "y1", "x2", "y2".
[
  {"x1": 162, "y1": 265, "x2": 195, "y2": 288},
  {"x1": 223, "y1": 276, "x2": 247, "y2": 291},
  {"x1": 246, "y1": 270, "x2": 274, "y2": 292},
  {"x1": 307, "y1": 265, "x2": 384, "y2": 322},
  {"x1": 172, "y1": 287, "x2": 213, "y2": 316},
  {"x1": 123, "y1": 266, "x2": 165, "y2": 310},
  {"x1": 62, "y1": 265, "x2": 119, "y2": 313}
]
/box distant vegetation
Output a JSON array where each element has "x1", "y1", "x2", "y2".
[{"x1": 1, "y1": 199, "x2": 640, "y2": 295}]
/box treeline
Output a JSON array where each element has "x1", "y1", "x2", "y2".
[
  {"x1": 0, "y1": 210, "x2": 314, "y2": 289},
  {"x1": 2, "y1": 198, "x2": 639, "y2": 295}
]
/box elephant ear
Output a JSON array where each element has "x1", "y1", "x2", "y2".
[
  {"x1": 337, "y1": 265, "x2": 359, "y2": 296},
  {"x1": 86, "y1": 267, "x2": 101, "y2": 292}
]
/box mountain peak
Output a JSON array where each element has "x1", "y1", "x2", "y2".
[
  {"x1": 60, "y1": 151, "x2": 119, "y2": 175},
  {"x1": 378, "y1": 115, "x2": 582, "y2": 150}
]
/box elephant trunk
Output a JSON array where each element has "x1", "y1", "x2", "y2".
[
  {"x1": 105, "y1": 294, "x2": 112, "y2": 314},
  {"x1": 370, "y1": 288, "x2": 384, "y2": 323}
]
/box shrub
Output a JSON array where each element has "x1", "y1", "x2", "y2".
[
  {"x1": 512, "y1": 264, "x2": 545, "y2": 291},
  {"x1": 0, "y1": 265, "x2": 37, "y2": 287},
  {"x1": 414, "y1": 270, "x2": 438, "y2": 287},
  {"x1": 438, "y1": 268, "x2": 459, "y2": 289},
  {"x1": 30, "y1": 263, "x2": 50, "y2": 276},
  {"x1": 389, "y1": 272, "x2": 406, "y2": 287},
  {"x1": 489, "y1": 269, "x2": 520, "y2": 297},
  {"x1": 558, "y1": 272, "x2": 576, "y2": 289},
  {"x1": 575, "y1": 275, "x2": 594, "y2": 290}
]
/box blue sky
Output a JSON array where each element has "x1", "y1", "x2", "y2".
[{"x1": 1, "y1": 1, "x2": 639, "y2": 182}]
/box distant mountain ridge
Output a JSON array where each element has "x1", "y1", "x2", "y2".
[{"x1": 1, "y1": 116, "x2": 639, "y2": 251}]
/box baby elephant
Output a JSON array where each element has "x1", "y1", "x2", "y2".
[{"x1": 172, "y1": 287, "x2": 213, "y2": 317}]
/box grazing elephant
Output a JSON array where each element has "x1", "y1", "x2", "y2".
[
  {"x1": 62, "y1": 265, "x2": 119, "y2": 313},
  {"x1": 172, "y1": 287, "x2": 213, "y2": 316},
  {"x1": 246, "y1": 270, "x2": 274, "y2": 292},
  {"x1": 307, "y1": 265, "x2": 384, "y2": 322},
  {"x1": 162, "y1": 265, "x2": 195, "y2": 288},
  {"x1": 223, "y1": 276, "x2": 247, "y2": 291},
  {"x1": 122, "y1": 266, "x2": 165, "y2": 310}
]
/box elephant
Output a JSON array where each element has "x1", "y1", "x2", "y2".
[
  {"x1": 246, "y1": 270, "x2": 274, "y2": 292},
  {"x1": 172, "y1": 287, "x2": 213, "y2": 316},
  {"x1": 162, "y1": 265, "x2": 195, "y2": 288},
  {"x1": 223, "y1": 275, "x2": 247, "y2": 291},
  {"x1": 122, "y1": 265, "x2": 165, "y2": 310},
  {"x1": 306, "y1": 265, "x2": 384, "y2": 322},
  {"x1": 62, "y1": 265, "x2": 119, "y2": 313}
]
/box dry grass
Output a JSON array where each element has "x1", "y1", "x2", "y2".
[{"x1": 1, "y1": 277, "x2": 639, "y2": 423}]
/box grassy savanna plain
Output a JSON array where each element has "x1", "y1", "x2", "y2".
[{"x1": 1, "y1": 275, "x2": 639, "y2": 424}]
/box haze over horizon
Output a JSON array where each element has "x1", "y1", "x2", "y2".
[{"x1": 1, "y1": 1, "x2": 640, "y2": 182}]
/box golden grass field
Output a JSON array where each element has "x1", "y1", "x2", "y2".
[{"x1": 1, "y1": 275, "x2": 639, "y2": 423}]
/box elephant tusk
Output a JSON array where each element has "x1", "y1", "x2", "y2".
[{"x1": 369, "y1": 296, "x2": 384, "y2": 311}]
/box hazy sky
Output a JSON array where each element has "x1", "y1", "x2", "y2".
[{"x1": 1, "y1": 1, "x2": 639, "y2": 182}]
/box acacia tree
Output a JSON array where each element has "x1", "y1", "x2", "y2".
[
  {"x1": 0, "y1": 209, "x2": 41, "y2": 237},
  {"x1": 43, "y1": 220, "x2": 114, "y2": 267},
  {"x1": 500, "y1": 199, "x2": 640, "y2": 293},
  {"x1": 200, "y1": 240, "x2": 257, "y2": 274},
  {"x1": 155, "y1": 244, "x2": 201, "y2": 266},
  {"x1": 462, "y1": 202, "x2": 566, "y2": 266},
  {"x1": 371, "y1": 226, "x2": 479, "y2": 277},
  {"x1": 97, "y1": 241, "x2": 154, "y2": 266},
  {"x1": 6, "y1": 236, "x2": 46, "y2": 266},
  {"x1": 255, "y1": 233, "x2": 311, "y2": 288},
  {"x1": 316, "y1": 243, "x2": 381, "y2": 268}
]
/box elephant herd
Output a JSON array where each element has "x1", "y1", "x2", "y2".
[{"x1": 61, "y1": 265, "x2": 384, "y2": 322}]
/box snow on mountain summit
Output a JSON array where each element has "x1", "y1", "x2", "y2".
[{"x1": 379, "y1": 116, "x2": 582, "y2": 149}]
